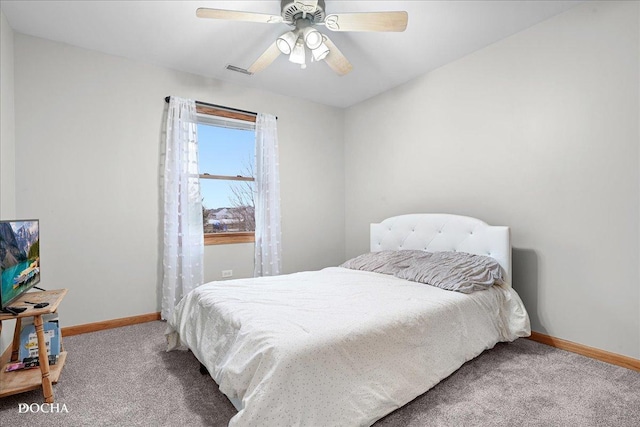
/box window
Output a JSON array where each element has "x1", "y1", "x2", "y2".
[{"x1": 197, "y1": 105, "x2": 256, "y2": 245}]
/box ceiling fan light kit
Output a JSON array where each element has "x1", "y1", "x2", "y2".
[
  {"x1": 196, "y1": 0, "x2": 408, "y2": 75},
  {"x1": 311, "y1": 42, "x2": 330, "y2": 62},
  {"x1": 302, "y1": 26, "x2": 322, "y2": 50},
  {"x1": 276, "y1": 30, "x2": 298, "y2": 55},
  {"x1": 290, "y1": 41, "x2": 307, "y2": 68},
  {"x1": 278, "y1": 22, "x2": 325, "y2": 68}
]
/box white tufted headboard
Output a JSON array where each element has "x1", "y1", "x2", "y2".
[{"x1": 370, "y1": 214, "x2": 512, "y2": 284}]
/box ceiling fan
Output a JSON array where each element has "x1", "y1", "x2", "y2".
[{"x1": 196, "y1": 0, "x2": 408, "y2": 76}]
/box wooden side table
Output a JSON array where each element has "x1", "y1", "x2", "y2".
[{"x1": 0, "y1": 289, "x2": 68, "y2": 403}]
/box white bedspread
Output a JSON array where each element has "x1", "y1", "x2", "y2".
[{"x1": 167, "y1": 267, "x2": 530, "y2": 427}]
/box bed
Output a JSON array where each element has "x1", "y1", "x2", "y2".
[{"x1": 166, "y1": 214, "x2": 530, "y2": 426}]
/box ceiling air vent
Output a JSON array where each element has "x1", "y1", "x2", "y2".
[{"x1": 225, "y1": 65, "x2": 253, "y2": 75}]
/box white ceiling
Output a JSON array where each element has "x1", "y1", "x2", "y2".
[{"x1": 1, "y1": 1, "x2": 583, "y2": 108}]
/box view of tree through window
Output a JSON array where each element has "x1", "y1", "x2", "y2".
[{"x1": 197, "y1": 121, "x2": 256, "y2": 236}]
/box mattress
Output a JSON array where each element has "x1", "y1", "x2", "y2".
[{"x1": 167, "y1": 266, "x2": 530, "y2": 426}]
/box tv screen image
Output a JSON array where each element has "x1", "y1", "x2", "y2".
[{"x1": 0, "y1": 219, "x2": 40, "y2": 309}]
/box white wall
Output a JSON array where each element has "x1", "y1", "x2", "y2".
[
  {"x1": 1, "y1": 10, "x2": 15, "y2": 219},
  {"x1": 344, "y1": 1, "x2": 640, "y2": 358},
  {"x1": 10, "y1": 35, "x2": 345, "y2": 332},
  {"x1": 0, "y1": 9, "x2": 17, "y2": 353}
]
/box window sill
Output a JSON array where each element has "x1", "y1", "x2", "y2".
[{"x1": 204, "y1": 232, "x2": 255, "y2": 246}]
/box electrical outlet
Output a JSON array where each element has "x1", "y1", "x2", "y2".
[{"x1": 222, "y1": 270, "x2": 233, "y2": 278}]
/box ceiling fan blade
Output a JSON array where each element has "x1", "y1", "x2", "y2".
[
  {"x1": 322, "y1": 36, "x2": 353, "y2": 76},
  {"x1": 247, "y1": 42, "x2": 282, "y2": 74},
  {"x1": 196, "y1": 8, "x2": 283, "y2": 24},
  {"x1": 324, "y1": 11, "x2": 408, "y2": 32}
]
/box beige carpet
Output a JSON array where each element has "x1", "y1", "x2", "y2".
[{"x1": 0, "y1": 321, "x2": 638, "y2": 426}]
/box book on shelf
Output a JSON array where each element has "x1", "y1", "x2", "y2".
[
  {"x1": 4, "y1": 355, "x2": 59, "y2": 372},
  {"x1": 19, "y1": 317, "x2": 61, "y2": 361}
]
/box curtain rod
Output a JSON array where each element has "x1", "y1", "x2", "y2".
[{"x1": 164, "y1": 96, "x2": 258, "y2": 118}]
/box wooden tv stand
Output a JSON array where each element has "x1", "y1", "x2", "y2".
[{"x1": 0, "y1": 289, "x2": 67, "y2": 403}]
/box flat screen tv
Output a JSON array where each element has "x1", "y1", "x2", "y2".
[{"x1": 0, "y1": 219, "x2": 40, "y2": 309}]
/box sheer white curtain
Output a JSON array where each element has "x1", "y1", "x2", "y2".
[
  {"x1": 254, "y1": 113, "x2": 282, "y2": 276},
  {"x1": 162, "y1": 97, "x2": 204, "y2": 320}
]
